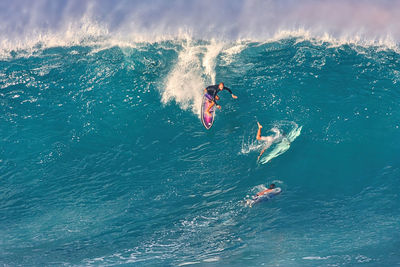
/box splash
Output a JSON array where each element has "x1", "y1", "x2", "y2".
[
  {"x1": 1, "y1": 0, "x2": 400, "y2": 58},
  {"x1": 162, "y1": 39, "x2": 224, "y2": 116},
  {"x1": 239, "y1": 121, "x2": 302, "y2": 163},
  {"x1": 203, "y1": 40, "x2": 224, "y2": 84},
  {"x1": 259, "y1": 123, "x2": 303, "y2": 164},
  {"x1": 239, "y1": 139, "x2": 264, "y2": 155}
]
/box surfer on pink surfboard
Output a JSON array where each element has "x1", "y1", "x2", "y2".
[{"x1": 203, "y1": 82, "x2": 237, "y2": 116}]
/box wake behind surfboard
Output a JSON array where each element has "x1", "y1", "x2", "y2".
[{"x1": 201, "y1": 93, "x2": 216, "y2": 129}]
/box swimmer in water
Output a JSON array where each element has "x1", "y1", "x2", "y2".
[
  {"x1": 253, "y1": 183, "x2": 276, "y2": 199},
  {"x1": 256, "y1": 122, "x2": 282, "y2": 161},
  {"x1": 246, "y1": 184, "x2": 278, "y2": 207}
]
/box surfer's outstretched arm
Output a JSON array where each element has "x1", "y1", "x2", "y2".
[{"x1": 223, "y1": 87, "x2": 238, "y2": 99}]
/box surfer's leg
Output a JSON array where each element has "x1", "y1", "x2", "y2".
[
  {"x1": 206, "y1": 101, "x2": 215, "y2": 115},
  {"x1": 257, "y1": 140, "x2": 272, "y2": 161},
  {"x1": 256, "y1": 122, "x2": 263, "y2": 140},
  {"x1": 257, "y1": 147, "x2": 267, "y2": 161}
]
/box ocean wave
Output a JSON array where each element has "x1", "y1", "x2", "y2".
[
  {"x1": 1, "y1": 0, "x2": 400, "y2": 58},
  {"x1": 2, "y1": 6, "x2": 400, "y2": 264},
  {"x1": 1, "y1": 30, "x2": 399, "y2": 61}
]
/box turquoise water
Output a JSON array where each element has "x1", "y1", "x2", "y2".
[{"x1": 1, "y1": 37, "x2": 400, "y2": 266}]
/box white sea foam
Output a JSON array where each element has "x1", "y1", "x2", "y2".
[
  {"x1": 178, "y1": 261, "x2": 200, "y2": 266},
  {"x1": 203, "y1": 40, "x2": 224, "y2": 84},
  {"x1": 303, "y1": 256, "x2": 331, "y2": 260},
  {"x1": 203, "y1": 256, "x2": 220, "y2": 262},
  {"x1": 1, "y1": 0, "x2": 400, "y2": 58},
  {"x1": 2, "y1": 27, "x2": 398, "y2": 60},
  {"x1": 239, "y1": 138, "x2": 264, "y2": 155},
  {"x1": 162, "y1": 39, "x2": 205, "y2": 116},
  {"x1": 220, "y1": 42, "x2": 247, "y2": 65},
  {"x1": 162, "y1": 39, "x2": 224, "y2": 116}
]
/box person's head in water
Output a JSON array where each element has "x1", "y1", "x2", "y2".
[
  {"x1": 218, "y1": 82, "x2": 224, "y2": 90},
  {"x1": 269, "y1": 183, "x2": 276, "y2": 189}
]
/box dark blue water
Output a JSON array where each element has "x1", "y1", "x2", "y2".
[{"x1": 1, "y1": 38, "x2": 400, "y2": 266}]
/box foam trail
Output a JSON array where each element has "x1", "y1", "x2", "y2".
[
  {"x1": 162, "y1": 40, "x2": 223, "y2": 116},
  {"x1": 203, "y1": 40, "x2": 224, "y2": 84},
  {"x1": 162, "y1": 40, "x2": 204, "y2": 116}
]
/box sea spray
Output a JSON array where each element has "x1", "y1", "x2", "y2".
[{"x1": 162, "y1": 39, "x2": 225, "y2": 116}]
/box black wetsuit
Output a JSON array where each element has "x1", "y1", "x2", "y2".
[{"x1": 205, "y1": 85, "x2": 233, "y2": 105}]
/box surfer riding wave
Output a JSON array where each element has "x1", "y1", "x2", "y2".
[{"x1": 204, "y1": 82, "x2": 237, "y2": 116}]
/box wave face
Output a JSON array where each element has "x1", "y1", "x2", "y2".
[
  {"x1": 2, "y1": 37, "x2": 400, "y2": 266},
  {"x1": 1, "y1": 2, "x2": 400, "y2": 266}
]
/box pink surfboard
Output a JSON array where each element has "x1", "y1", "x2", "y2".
[{"x1": 201, "y1": 93, "x2": 216, "y2": 130}]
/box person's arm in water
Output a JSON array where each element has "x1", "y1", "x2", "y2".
[{"x1": 223, "y1": 87, "x2": 238, "y2": 99}]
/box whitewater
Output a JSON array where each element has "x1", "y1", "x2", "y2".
[{"x1": 1, "y1": 0, "x2": 400, "y2": 266}]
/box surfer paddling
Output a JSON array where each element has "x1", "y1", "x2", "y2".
[
  {"x1": 254, "y1": 183, "x2": 276, "y2": 199},
  {"x1": 256, "y1": 122, "x2": 282, "y2": 161},
  {"x1": 204, "y1": 82, "x2": 237, "y2": 115},
  {"x1": 246, "y1": 183, "x2": 281, "y2": 207}
]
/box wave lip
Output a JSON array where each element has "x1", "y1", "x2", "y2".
[{"x1": 1, "y1": 0, "x2": 400, "y2": 58}]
